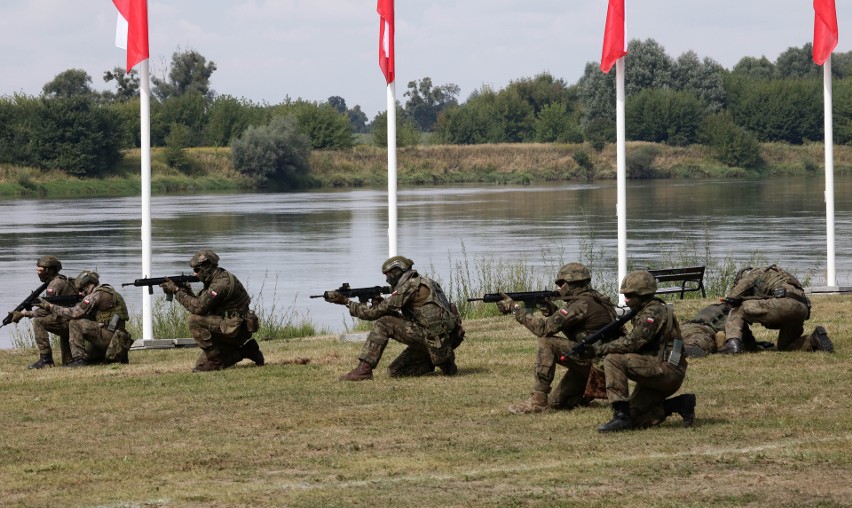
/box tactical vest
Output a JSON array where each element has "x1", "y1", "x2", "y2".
[
  {"x1": 49, "y1": 274, "x2": 77, "y2": 296},
  {"x1": 402, "y1": 275, "x2": 457, "y2": 337},
  {"x1": 566, "y1": 290, "x2": 617, "y2": 339},
  {"x1": 753, "y1": 265, "x2": 803, "y2": 296},
  {"x1": 207, "y1": 272, "x2": 251, "y2": 317},
  {"x1": 92, "y1": 285, "x2": 130, "y2": 326},
  {"x1": 689, "y1": 303, "x2": 727, "y2": 332}
]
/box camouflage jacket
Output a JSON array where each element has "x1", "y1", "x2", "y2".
[
  {"x1": 31, "y1": 274, "x2": 77, "y2": 319},
  {"x1": 348, "y1": 270, "x2": 457, "y2": 337},
  {"x1": 52, "y1": 284, "x2": 129, "y2": 328},
  {"x1": 596, "y1": 298, "x2": 680, "y2": 357},
  {"x1": 515, "y1": 288, "x2": 616, "y2": 341},
  {"x1": 174, "y1": 267, "x2": 251, "y2": 317}
]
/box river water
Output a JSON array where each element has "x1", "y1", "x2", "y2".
[{"x1": 1, "y1": 175, "x2": 849, "y2": 348}]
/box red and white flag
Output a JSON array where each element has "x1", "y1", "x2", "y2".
[
  {"x1": 813, "y1": 0, "x2": 838, "y2": 65},
  {"x1": 600, "y1": 0, "x2": 627, "y2": 73},
  {"x1": 377, "y1": 0, "x2": 395, "y2": 84},
  {"x1": 113, "y1": 0, "x2": 149, "y2": 73}
]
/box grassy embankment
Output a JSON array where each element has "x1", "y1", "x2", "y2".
[
  {"x1": 1, "y1": 294, "x2": 850, "y2": 506},
  {"x1": 2, "y1": 142, "x2": 851, "y2": 197}
]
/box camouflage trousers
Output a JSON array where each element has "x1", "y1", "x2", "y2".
[
  {"x1": 602, "y1": 352, "x2": 686, "y2": 428},
  {"x1": 187, "y1": 314, "x2": 252, "y2": 370},
  {"x1": 681, "y1": 322, "x2": 720, "y2": 357},
  {"x1": 359, "y1": 315, "x2": 454, "y2": 377},
  {"x1": 32, "y1": 314, "x2": 72, "y2": 364},
  {"x1": 725, "y1": 297, "x2": 811, "y2": 351},
  {"x1": 69, "y1": 319, "x2": 113, "y2": 362},
  {"x1": 533, "y1": 336, "x2": 595, "y2": 409}
]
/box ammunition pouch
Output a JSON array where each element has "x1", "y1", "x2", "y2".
[
  {"x1": 220, "y1": 312, "x2": 244, "y2": 336},
  {"x1": 105, "y1": 329, "x2": 133, "y2": 362}
]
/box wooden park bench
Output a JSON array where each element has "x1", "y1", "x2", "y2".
[{"x1": 647, "y1": 266, "x2": 706, "y2": 299}]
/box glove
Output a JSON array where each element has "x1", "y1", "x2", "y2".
[
  {"x1": 537, "y1": 300, "x2": 558, "y2": 317},
  {"x1": 496, "y1": 293, "x2": 517, "y2": 315},
  {"x1": 9, "y1": 311, "x2": 26, "y2": 323},
  {"x1": 324, "y1": 291, "x2": 350, "y2": 305},
  {"x1": 370, "y1": 294, "x2": 384, "y2": 306},
  {"x1": 160, "y1": 278, "x2": 179, "y2": 295},
  {"x1": 34, "y1": 298, "x2": 54, "y2": 312}
]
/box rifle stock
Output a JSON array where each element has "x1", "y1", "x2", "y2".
[{"x1": 563, "y1": 308, "x2": 635, "y2": 360}]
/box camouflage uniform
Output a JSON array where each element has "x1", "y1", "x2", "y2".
[
  {"x1": 511, "y1": 289, "x2": 616, "y2": 409},
  {"x1": 681, "y1": 303, "x2": 729, "y2": 357},
  {"x1": 722, "y1": 265, "x2": 828, "y2": 352},
  {"x1": 29, "y1": 274, "x2": 77, "y2": 365},
  {"x1": 347, "y1": 269, "x2": 461, "y2": 377},
  {"x1": 172, "y1": 266, "x2": 255, "y2": 371},
  {"x1": 51, "y1": 282, "x2": 131, "y2": 365},
  {"x1": 593, "y1": 271, "x2": 693, "y2": 432}
]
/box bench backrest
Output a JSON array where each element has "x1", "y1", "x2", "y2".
[{"x1": 648, "y1": 266, "x2": 705, "y2": 283}]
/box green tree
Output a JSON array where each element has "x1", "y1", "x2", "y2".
[
  {"x1": 203, "y1": 95, "x2": 268, "y2": 147},
  {"x1": 371, "y1": 106, "x2": 420, "y2": 147},
  {"x1": 42, "y1": 69, "x2": 95, "y2": 99},
  {"x1": 30, "y1": 96, "x2": 122, "y2": 176},
  {"x1": 152, "y1": 48, "x2": 217, "y2": 101},
  {"x1": 732, "y1": 56, "x2": 775, "y2": 80},
  {"x1": 163, "y1": 123, "x2": 192, "y2": 171},
  {"x1": 102, "y1": 67, "x2": 140, "y2": 102},
  {"x1": 727, "y1": 78, "x2": 822, "y2": 143},
  {"x1": 434, "y1": 87, "x2": 503, "y2": 144},
  {"x1": 347, "y1": 105, "x2": 369, "y2": 134},
  {"x1": 775, "y1": 44, "x2": 820, "y2": 79},
  {"x1": 152, "y1": 91, "x2": 208, "y2": 146},
  {"x1": 533, "y1": 102, "x2": 583, "y2": 143},
  {"x1": 672, "y1": 51, "x2": 726, "y2": 113},
  {"x1": 231, "y1": 115, "x2": 312, "y2": 187},
  {"x1": 403, "y1": 77, "x2": 460, "y2": 131},
  {"x1": 626, "y1": 88, "x2": 705, "y2": 145},
  {"x1": 290, "y1": 102, "x2": 353, "y2": 150}
]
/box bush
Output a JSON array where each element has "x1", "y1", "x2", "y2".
[
  {"x1": 626, "y1": 144, "x2": 660, "y2": 179},
  {"x1": 585, "y1": 118, "x2": 615, "y2": 152},
  {"x1": 231, "y1": 115, "x2": 312, "y2": 188},
  {"x1": 698, "y1": 112, "x2": 760, "y2": 168}
]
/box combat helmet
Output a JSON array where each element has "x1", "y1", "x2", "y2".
[
  {"x1": 619, "y1": 270, "x2": 657, "y2": 296},
  {"x1": 74, "y1": 270, "x2": 100, "y2": 290},
  {"x1": 190, "y1": 250, "x2": 220, "y2": 268},
  {"x1": 381, "y1": 256, "x2": 413, "y2": 274},
  {"x1": 556, "y1": 262, "x2": 591, "y2": 284},
  {"x1": 37, "y1": 255, "x2": 62, "y2": 271}
]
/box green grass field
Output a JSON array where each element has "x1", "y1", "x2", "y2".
[{"x1": 1, "y1": 295, "x2": 850, "y2": 507}]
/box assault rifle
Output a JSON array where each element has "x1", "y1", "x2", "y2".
[
  {"x1": 467, "y1": 290, "x2": 561, "y2": 312},
  {"x1": 311, "y1": 283, "x2": 392, "y2": 303},
  {"x1": 27, "y1": 294, "x2": 84, "y2": 310},
  {"x1": 122, "y1": 274, "x2": 200, "y2": 301},
  {"x1": 561, "y1": 307, "x2": 636, "y2": 361},
  {"x1": 2, "y1": 281, "x2": 50, "y2": 328}
]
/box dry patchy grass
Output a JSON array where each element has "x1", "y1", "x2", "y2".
[{"x1": 1, "y1": 296, "x2": 850, "y2": 507}]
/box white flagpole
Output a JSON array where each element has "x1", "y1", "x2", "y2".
[
  {"x1": 140, "y1": 59, "x2": 153, "y2": 341},
  {"x1": 387, "y1": 81, "x2": 398, "y2": 257},
  {"x1": 823, "y1": 57, "x2": 836, "y2": 288},
  {"x1": 616, "y1": 57, "x2": 627, "y2": 305}
]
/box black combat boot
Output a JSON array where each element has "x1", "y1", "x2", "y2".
[
  {"x1": 718, "y1": 338, "x2": 743, "y2": 354},
  {"x1": 338, "y1": 360, "x2": 373, "y2": 381},
  {"x1": 664, "y1": 393, "x2": 696, "y2": 427},
  {"x1": 240, "y1": 338, "x2": 265, "y2": 366},
  {"x1": 63, "y1": 358, "x2": 90, "y2": 368},
  {"x1": 809, "y1": 326, "x2": 834, "y2": 352},
  {"x1": 28, "y1": 353, "x2": 55, "y2": 369},
  {"x1": 437, "y1": 358, "x2": 458, "y2": 376},
  {"x1": 597, "y1": 401, "x2": 634, "y2": 433}
]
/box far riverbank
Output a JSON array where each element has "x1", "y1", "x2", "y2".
[{"x1": 1, "y1": 141, "x2": 850, "y2": 198}]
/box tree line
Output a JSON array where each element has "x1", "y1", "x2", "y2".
[{"x1": 1, "y1": 41, "x2": 852, "y2": 187}]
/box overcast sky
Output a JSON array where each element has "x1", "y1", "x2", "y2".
[{"x1": 0, "y1": 1, "x2": 849, "y2": 119}]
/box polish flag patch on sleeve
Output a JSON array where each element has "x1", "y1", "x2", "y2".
[
  {"x1": 645, "y1": 317, "x2": 655, "y2": 324},
  {"x1": 83, "y1": 299, "x2": 91, "y2": 306},
  {"x1": 47, "y1": 288, "x2": 56, "y2": 295},
  {"x1": 559, "y1": 308, "x2": 569, "y2": 316},
  {"x1": 210, "y1": 290, "x2": 218, "y2": 299}
]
